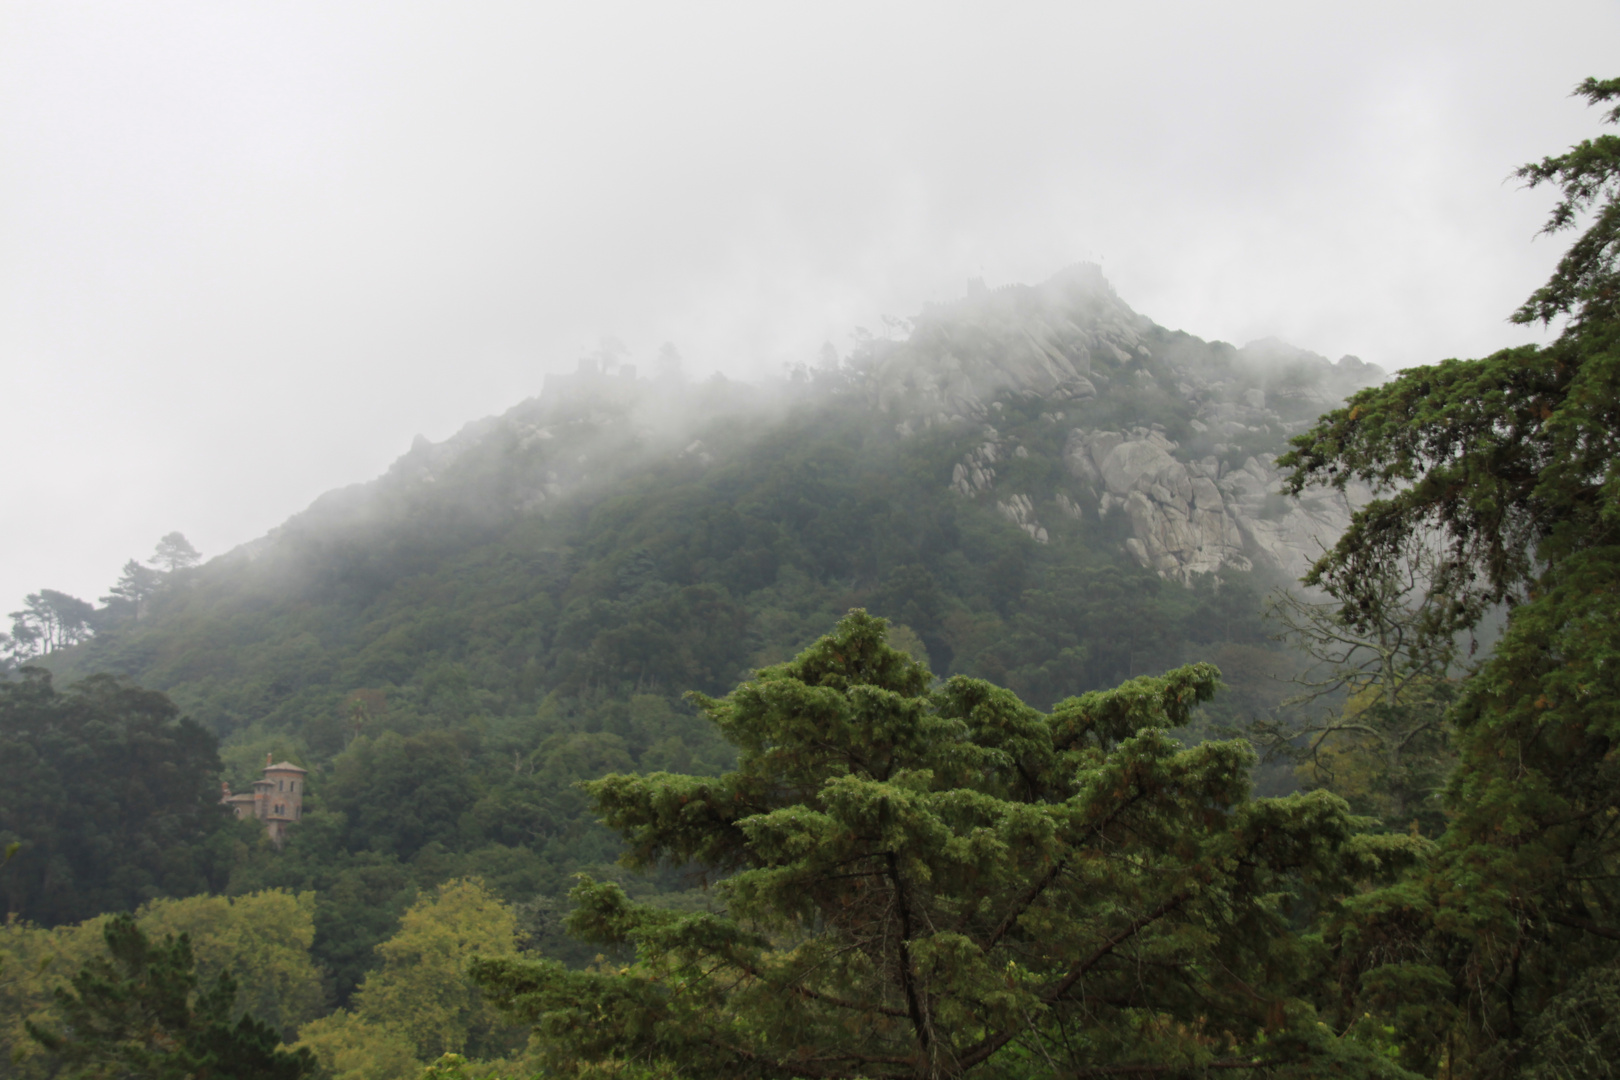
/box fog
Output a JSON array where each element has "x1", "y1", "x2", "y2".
[{"x1": 2, "y1": 1, "x2": 1615, "y2": 617}]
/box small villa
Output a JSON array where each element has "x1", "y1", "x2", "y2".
[{"x1": 221, "y1": 754, "x2": 307, "y2": 843}]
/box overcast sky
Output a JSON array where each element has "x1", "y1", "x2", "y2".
[{"x1": 2, "y1": 2, "x2": 1616, "y2": 617}]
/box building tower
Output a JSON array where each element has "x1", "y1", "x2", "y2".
[{"x1": 221, "y1": 753, "x2": 309, "y2": 844}]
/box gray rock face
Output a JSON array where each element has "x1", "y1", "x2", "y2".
[
  {"x1": 867, "y1": 263, "x2": 1139, "y2": 426},
  {"x1": 1069, "y1": 428, "x2": 1250, "y2": 580},
  {"x1": 1065, "y1": 427, "x2": 1367, "y2": 582},
  {"x1": 995, "y1": 493, "x2": 1048, "y2": 544},
  {"x1": 950, "y1": 429, "x2": 1002, "y2": 497},
  {"x1": 863, "y1": 263, "x2": 1385, "y2": 583}
]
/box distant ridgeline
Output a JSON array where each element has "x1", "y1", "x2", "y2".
[
  {"x1": 40, "y1": 262, "x2": 1386, "y2": 745},
  {"x1": 21, "y1": 265, "x2": 1381, "y2": 986}
]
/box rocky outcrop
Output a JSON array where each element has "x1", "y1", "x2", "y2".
[
  {"x1": 1067, "y1": 428, "x2": 1249, "y2": 580},
  {"x1": 950, "y1": 430, "x2": 1003, "y2": 497},
  {"x1": 869, "y1": 264, "x2": 1138, "y2": 426},
  {"x1": 950, "y1": 427, "x2": 1054, "y2": 543},
  {"x1": 995, "y1": 494, "x2": 1048, "y2": 544},
  {"x1": 885, "y1": 264, "x2": 1385, "y2": 583},
  {"x1": 1064, "y1": 426, "x2": 1365, "y2": 582}
]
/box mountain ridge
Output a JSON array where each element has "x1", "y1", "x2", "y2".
[
  {"x1": 31, "y1": 266, "x2": 1380, "y2": 765},
  {"x1": 217, "y1": 263, "x2": 1381, "y2": 589}
]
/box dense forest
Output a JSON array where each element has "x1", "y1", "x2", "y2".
[{"x1": 5, "y1": 77, "x2": 1619, "y2": 1080}]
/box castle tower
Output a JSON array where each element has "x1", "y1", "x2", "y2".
[
  {"x1": 220, "y1": 753, "x2": 308, "y2": 844},
  {"x1": 262, "y1": 754, "x2": 308, "y2": 844}
]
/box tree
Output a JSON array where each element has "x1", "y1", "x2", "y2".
[
  {"x1": 323, "y1": 731, "x2": 480, "y2": 860},
  {"x1": 297, "y1": 879, "x2": 523, "y2": 1077},
  {"x1": 1279, "y1": 77, "x2": 1620, "y2": 1077},
  {"x1": 0, "y1": 670, "x2": 230, "y2": 925},
  {"x1": 136, "y1": 890, "x2": 326, "y2": 1038},
  {"x1": 25, "y1": 912, "x2": 317, "y2": 1080},
  {"x1": 101, "y1": 558, "x2": 164, "y2": 623},
  {"x1": 2, "y1": 891, "x2": 325, "y2": 1077},
  {"x1": 1253, "y1": 544, "x2": 1458, "y2": 835},
  {"x1": 0, "y1": 913, "x2": 109, "y2": 1079},
  {"x1": 471, "y1": 611, "x2": 1411, "y2": 1079},
  {"x1": 1512, "y1": 77, "x2": 1620, "y2": 331},
  {"x1": 1281, "y1": 77, "x2": 1620, "y2": 636},
  {"x1": 350, "y1": 878, "x2": 522, "y2": 1060},
  {"x1": 7, "y1": 590, "x2": 95, "y2": 655},
  {"x1": 2, "y1": 621, "x2": 41, "y2": 665},
  {"x1": 294, "y1": 1010, "x2": 421, "y2": 1080},
  {"x1": 151, "y1": 531, "x2": 202, "y2": 573}
]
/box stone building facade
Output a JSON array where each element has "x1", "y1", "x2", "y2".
[{"x1": 221, "y1": 754, "x2": 307, "y2": 843}]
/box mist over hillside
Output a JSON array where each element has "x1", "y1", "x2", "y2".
[
  {"x1": 23, "y1": 265, "x2": 1382, "y2": 753},
  {"x1": 209, "y1": 263, "x2": 1380, "y2": 605},
  {"x1": 5, "y1": 18, "x2": 1615, "y2": 1066},
  {"x1": 5, "y1": 263, "x2": 1388, "y2": 1019}
]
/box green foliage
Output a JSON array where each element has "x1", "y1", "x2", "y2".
[
  {"x1": 59, "y1": 357, "x2": 1283, "y2": 740},
  {"x1": 324, "y1": 730, "x2": 482, "y2": 859},
  {"x1": 7, "y1": 590, "x2": 96, "y2": 659},
  {"x1": 135, "y1": 889, "x2": 326, "y2": 1038},
  {"x1": 351, "y1": 878, "x2": 524, "y2": 1060},
  {"x1": 16, "y1": 352, "x2": 1298, "y2": 1008},
  {"x1": 25, "y1": 911, "x2": 317, "y2": 1080},
  {"x1": 294, "y1": 1011, "x2": 423, "y2": 1080},
  {"x1": 1253, "y1": 553, "x2": 1459, "y2": 836},
  {"x1": 0, "y1": 913, "x2": 109, "y2": 1079},
  {"x1": 151, "y1": 532, "x2": 202, "y2": 574},
  {"x1": 9, "y1": 192, "x2": 1340, "y2": 1062},
  {"x1": 0, "y1": 669, "x2": 232, "y2": 926},
  {"x1": 417, "y1": 1053, "x2": 524, "y2": 1080},
  {"x1": 1, "y1": 889, "x2": 326, "y2": 1077},
  {"x1": 297, "y1": 879, "x2": 525, "y2": 1078},
  {"x1": 1282, "y1": 77, "x2": 1620, "y2": 1077},
  {"x1": 1519, "y1": 961, "x2": 1620, "y2": 1079},
  {"x1": 472, "y1": 611, "x2": 1410, "y2": 1078},
  {"x1": 99, "y1": 558, "x2": 163, "y2": 628},
  {"x1": 1513, "y1": 77, "x2": 1620, "y2": 329}
]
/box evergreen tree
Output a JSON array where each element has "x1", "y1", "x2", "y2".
[
  {"x1": 1280, "y1": 76, "x2": 1620, "y2": 1077},
  {"x1": 101, "y1": 558, "x2": 164, "y2": 623},
  {"x1": 7, "y1": 590, "x2": 95, "y2": 655},
  {"x1": 472, "y1": 611, "x2": 1413, "y2": 1079},
  {"x1": 0, "y1": 670, "x2": 230, "y2": 925},
  {"x1": 151, "y1": 531, "x2": 202, "y2": 573},
  {"x1": 26, "y1": 912, "x2": 317, "y2": 1080},
  {"x1": 1253, "y1": 545, "x2": 1458, "y2": 837}
]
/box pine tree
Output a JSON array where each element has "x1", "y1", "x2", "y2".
[
  {"x1": 26, "y1": 913, "x2": 317, "y2": 1080},
  {"x1": 151, "y1": 532, "x2": 202, "y2": 573},
  {"x1": 472, "y1": 610, "x2": 1414, "y2": 1079},
  {"x1": 1280, "y1": 76, "x2": 1620, "y2": 1078}
]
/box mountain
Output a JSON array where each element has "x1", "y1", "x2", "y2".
[
  {"x1": 46, "y1": 264, "x2": 1382, "y2": 749},
  {"x1": 870, "y1": 265, "x2": 1378, "y2": 582},
  {"x1": 14, "y1": 263, "x2": 1383, "y2": 997}
]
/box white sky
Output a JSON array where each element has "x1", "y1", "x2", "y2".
[{"x1": 2, "y1": 2, "x2": 1615, "y2": 618}]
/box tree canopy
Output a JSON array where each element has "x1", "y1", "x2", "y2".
[
  {"x1": 1279, "y1": 76, "x2": 1620, "y2": 1078},
  {"x1": 471, "y1": 610, "x2": 1413, "y2": 1079},
  {"x1": 25, "y1": 912, "x2": 317, "y2": 1080},
  {"x1": 0, "y1": 669, "x2": 233, "y2": 925}
]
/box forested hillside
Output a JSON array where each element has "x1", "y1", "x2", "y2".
[
  {"x1": 26, "y1": 265, "x2": 1378, "y2": 731},
  {"x1": 3, "y1": 266, "x2": 1390, "y2": 1076}
]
